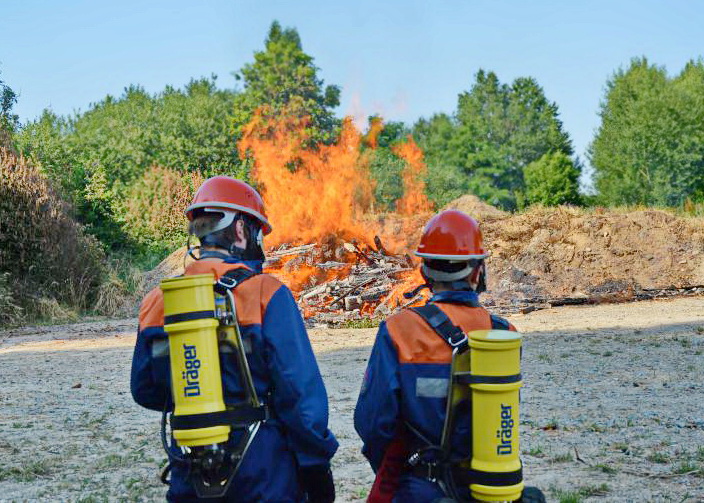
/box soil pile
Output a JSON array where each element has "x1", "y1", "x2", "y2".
[
  {"x1": 370, "y1": 202, "x2": 704, "y2": 307},
  {"x1": 484, "y1": 206, "x2": 704, "y2": 305},
  {"x1": 442, "y1": 194, "x2": 507, "y2": 220},
  {"x1": 141, "y1": 246, "x2": 191, "y2": 294}
]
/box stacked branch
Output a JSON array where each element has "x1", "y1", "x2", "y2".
[{"x1": 265, "y1": 236, "x2": 418, "y2": 324}]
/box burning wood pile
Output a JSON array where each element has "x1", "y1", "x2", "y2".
[
  {"x1": 264, "y1": 236, "x2": 425, "y2": 325},
  {"x1": 236, "y1": 110, "x2": 436, "y2": 325}
]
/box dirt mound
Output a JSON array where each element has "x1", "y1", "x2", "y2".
[
  {"x1": 141, "y1": 246, "x2": 192, "y2": 294},
  {"x1": 442, "y1": 194, "x2": 507, "y2": 220},
  {"x1": 484, "y1": 206, "x2": 704, "y2": 304},
  {"x1": 368, "y1": 204, "x2": 704, "y2": 302}
]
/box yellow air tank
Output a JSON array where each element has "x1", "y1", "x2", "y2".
[
  {"x1": 468, "y1": 329, "x2": 524, "y2": 502},
  {"x1": 161, "y1": 274, "x2": 230, "y2": 447}
]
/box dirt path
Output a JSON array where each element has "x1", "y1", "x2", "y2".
[{"x1": 0, "y1": 297, "x2": 702, "y2": 502}]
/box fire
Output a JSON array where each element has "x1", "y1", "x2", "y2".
[
  {"x1": 381, "y1": 268, "x2": 426, "y2": 310},
  {"x1": 237, "y1": 108, "x2": 433, "y2": 317},
  {"x1": 239, "y1": 108, "x2": 374, "y2": 248},
  {"x1": 392, "y1": 137, "x2": 434, "y2": 215},
  {"x1": 364, "y1": 116, "x2": 384, "y2": 149}
]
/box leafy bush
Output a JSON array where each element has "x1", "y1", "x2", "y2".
[
  {"x1": 426, "y1": 162, "x2": 470, "y2": 208},
  {"x1": 0, "y1": 272, "x2": 22, "y2": 325},
  {"x1": 524, "y1": 151, "x2": 581, "y2": 206},
  {"x1": 123, "y1": 166, "x2": 205, "y2": 251},
  {"x1": 0, "y1": 146, "x2": 105, "y2": 318},
  {"x1": 368, "y1": 149, "x2": 405, "y2": 211}
]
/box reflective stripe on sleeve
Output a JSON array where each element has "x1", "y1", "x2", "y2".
[
  {"x1": 416, "y1": 377, "x2": 449, "y2": 398},
  {"x1": 151, "y1": 339, "x2": 169, "y2": 358}
]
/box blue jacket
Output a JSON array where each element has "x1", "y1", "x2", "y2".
[
  {"x1": 354, "y1": 290, "x2": 515, "y2": 503},
  {"x1": 131, "y1": 258, "x2": 338, "y2": 502}
]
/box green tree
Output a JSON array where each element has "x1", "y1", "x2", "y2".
[
  {"x1": 413, "y1": 113, "x2": 455, "y2": 167},
  {"x1": 524, "y1": 151, "x2": 581, "y2": 206},
  {"x1": 413, "y1": 113, "x2": 468, "y2": 207},
  {"x1": 363, "y1": 117, "x2": 408, "y2": 210},
  {"x1": 232, "y1": 21, "x2": 341, "y2": 144},
  {"x1": 0, "y1": 70, "x2": 19, "y2": 144},
  {"x1": 368, "y1": 148, "x2": 406, "y2": 210},
  {"x1": 589, "y1": 58, "x2": 704, "y2": 206},
  {"x1": 414, "y1": 70, "x2": 573, "y2": 210}
]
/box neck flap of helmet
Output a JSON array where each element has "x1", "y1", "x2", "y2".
[
  {"x1": 188, "y1": 213, "x2": 265, "y2": 263},
  {"x1": 420, "y1": 258, "x2": 486, "y2": 294}
]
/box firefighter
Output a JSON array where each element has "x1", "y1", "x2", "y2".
[
  {"x1": 354, "y1": 210, "x2": 543, "y2": 503},
  {"x1": 131, "y1": 176, "x2": 338, "y2": 503}
]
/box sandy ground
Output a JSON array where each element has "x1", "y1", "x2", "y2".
[{"x1": 0, "y1": 297, "x2": 703, "y2": 502}]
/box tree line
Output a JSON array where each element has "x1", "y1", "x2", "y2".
[{"x1": 2, "y1": 21, "x2": 704, "y2": 258}]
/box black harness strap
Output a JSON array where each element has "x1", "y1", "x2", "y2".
[
  {"x1": 454, "y1": 372, "x2": 522, "y2": 385},
  {"x1": 411, "y1": 304, "x2": 470, "y2": 354},
  {"x1": 171, "y1": 405, "x2": 269, "y2": 430},
  {"x1": 214, "y1": 267, "x2": 259, "y2": 295},
  {"x1": 197, "y1": 249, "x2": 233, "y2": 261},
  {"x1": 410, "y1": 464, "x2": 523, "y2": 488},
  {"x1": 454, "y1": 467, "x2": 524, "y2": 487},
  {"x1": 164, "y1": 310, "x2": 215, "y2": 325}
]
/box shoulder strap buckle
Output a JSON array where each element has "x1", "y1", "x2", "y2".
[
  {"x1": 448, "y1": 331, "x2": 468, "y2": 350},
  {"x1": 412, "y1": 304, "x2": 470, "y2": 354},
  {"x1": 214, "y1": 268, "x2": 258, "y2": 295},
  {"x1": 216, "y1": 276, "x2": 239, "y2": 291}
]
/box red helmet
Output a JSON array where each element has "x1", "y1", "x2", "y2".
[
  {"x1": 185, "y1": 176, "x2": 272, "y2": 235},
  {"x1": 415, "y1": 210, "x2": 487, "y2": 260}
]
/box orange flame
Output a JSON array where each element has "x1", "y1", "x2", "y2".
[
  {"x1": 239, "y1": 108, "x2": 375, "y2": 248},
  {"x1": 392, "y1": 137, "x2": 434, "y2": 215},
  {"x1": 381, "y1": 268, "x2": 426, "y2": 310},
  {"x1": 364, "y1": 116, "x2": 384, "y2": 149}
]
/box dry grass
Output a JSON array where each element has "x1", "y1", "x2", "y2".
[
  {"x1": 0, "y1": 146, "x2": 105, "y2": 321},
  {"x1": 0, "y1": 272, "x2": 23, "y2": 325}
]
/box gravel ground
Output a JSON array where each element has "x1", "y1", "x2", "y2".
[{"x1": 0, "y1": 296, "x2": 702, "y2": 502}]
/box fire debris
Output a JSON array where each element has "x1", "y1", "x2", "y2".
[{"x1": 264, "y1": 236, "x2": 422, "y2": 325}]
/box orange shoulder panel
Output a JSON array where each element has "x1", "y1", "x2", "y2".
[
  {"x1": 440, "y1": 303, "x2": 492, "y2": 334},
  {"x1": 233, "y1": 273, "x2": 283, "y2": 326},
  {"x1": 387, "y1": 303, "x2": 492, "y2": 364},
  {"x1": 139, "y1": 287, "x2": 164, "y2": 330}
]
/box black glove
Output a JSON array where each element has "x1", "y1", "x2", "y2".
[{"x1": 299, "y1": 464, "x2": 335, "y2": 503}]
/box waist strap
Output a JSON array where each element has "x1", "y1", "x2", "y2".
[{"x1": 171, "y1": 405, "x2": 269, "y2": 430}]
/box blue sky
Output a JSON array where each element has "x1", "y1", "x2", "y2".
[{"x1": 2, "y1": 0, "x2": 702, "y2": 170}]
